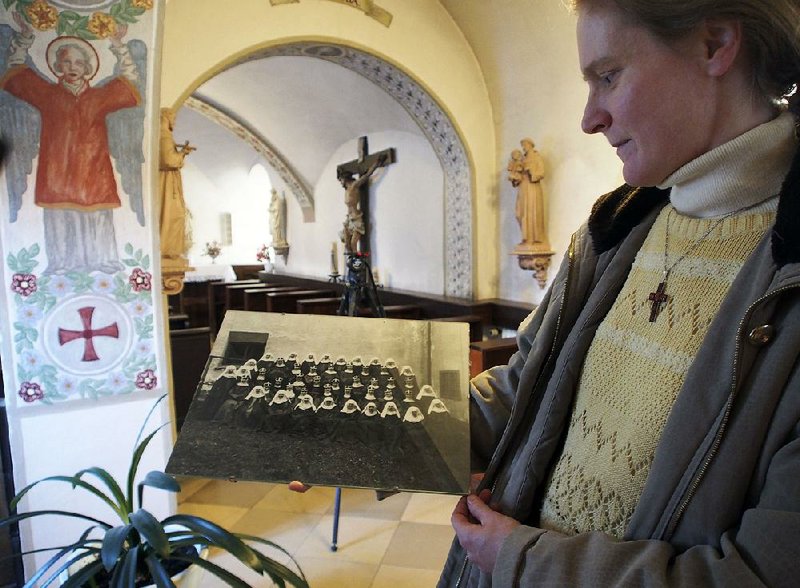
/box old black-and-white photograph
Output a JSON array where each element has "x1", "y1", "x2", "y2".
[{"x1": 167, "y1": 310, "x2": 470, "y2": 494}]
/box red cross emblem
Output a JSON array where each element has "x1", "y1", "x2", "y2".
[{"x1": 58, "y1": 306, "x2": 119, "y2": 362}]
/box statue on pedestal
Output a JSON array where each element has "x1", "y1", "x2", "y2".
[
  {"x1": 269, "y1": 189, "x2": 289, "y2": 255},
  {"x1": 508, "y1": 138, "x2": 554, "y2": 288}
]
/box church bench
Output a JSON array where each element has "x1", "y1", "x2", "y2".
[
  {"x1": 209, "y1": 279, "x2": 260, "y2": 334},
  {"x1": 243, "y1": 286, "x2": 302, "y2": 311},
  {"x1": 295, "y1": 297, "x2": 341, "y2": 315},
  {"x1": 169, "y1": 327, "x2": 212, "y2": 431},
  {"x1": 265, "y1": 289, "x2": 335, "y2": 313},
  {"x1": 224, "y1": 281, "x2": 268, "y2": 311},
  {"x1": 360, "y1": 304, "x2": 423, "y2": 320},
  {"x1": 468, "y1": 337, "x2": 518, "y2": 378},
  {"x1": 431, "y1": 314, "x2": 484, "y2": 342}
]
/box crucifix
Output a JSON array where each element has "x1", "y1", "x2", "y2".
[
  {"x1": 336, "y1": 136, "x2": 396, "y2": 255},
  {"x1": 648, "y1": 281, "x2": 669, "y2": 322}
]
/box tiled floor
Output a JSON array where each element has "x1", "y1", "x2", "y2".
[{"x1": 177, "y1": 477, "x2": 459, "y2": 587}]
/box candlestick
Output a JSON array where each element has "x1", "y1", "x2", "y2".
[{"x1": 331, "y1": 241, "x2": 338, "y2": 275}]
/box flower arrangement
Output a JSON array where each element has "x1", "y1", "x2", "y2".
[
  {"x1": 203, "y1": 241, "x2": 222, "y2": 262},
  {"x1": 256, "y1": 244, "x2": 269, "y2": 262}
]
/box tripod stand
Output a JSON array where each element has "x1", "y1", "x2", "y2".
[{"x1": 337, "y1": 253, "x2": 385, "y2": 318}]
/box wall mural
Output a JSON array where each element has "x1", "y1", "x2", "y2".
[{"x1": 0, "y1": 0, "x2": 161, "y2": 406}]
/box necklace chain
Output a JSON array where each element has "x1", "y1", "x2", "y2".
[
  {"x1": 661, "y1": 207, "x2": 737, "y2": 282},
  {"x1": 647, "y1": 202, "x2": 766, "y2": 323}
]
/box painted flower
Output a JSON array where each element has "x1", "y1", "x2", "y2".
[
  {"x1": 88, "y1": 12, "x2": 117, "y2": 39},
  {"x1": 50, "y1": 275, "x2": 72, "y2": 296},
  {"x1": 25, "y1": 1, "x2": 58, "y2": 31},
  {"x1": 131, "y1": 0, "x2": 154, "y2": 8},
  {"x1": 17, "y1": 304, "x2": 42, "y2": 326},
  {"x1": 129, "y1": 299, "x2": 149, "y2": 317},
  {"x1": 106, "y1": 372, "x2": 128, "y2": 393},
  {"x1": 57, "y1": 376, "x2": 79, "y2": 396},
  {"x1": 134, "y1": 340, "x2": 152, "y2": 356},
  {"x1": 93, "y1": 274, "x2": 114, "y2": 293},
  {"x1": 128, "y1": 268, "x2": 152, "y2": 292},
  {"x1": 18, "y1": 381, "x2": 44, "y2": 403},
  {"x1": 135, "y1": 368, "x2": 157, "y2": 390},
  {"x1": 11, "y1": 273, "x2": 37, "y2": 297},
  {"x1": 19, "y1": 350, "x2": 43, "y2": 371}
]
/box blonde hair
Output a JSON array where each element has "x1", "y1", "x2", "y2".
[{"x1": 572, "y1": 0, "x2": 800, "y2": 101}]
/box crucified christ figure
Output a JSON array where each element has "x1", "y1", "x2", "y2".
[{"x1": 339, "y1": 153, "x2": 386, "y2": 254}]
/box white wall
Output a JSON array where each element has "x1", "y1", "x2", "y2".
[{"x1": 440, "y1": 0, "x2": 624, "y2": 304}]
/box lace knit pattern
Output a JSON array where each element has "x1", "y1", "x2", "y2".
[{"x1": 538, "y1": 205, "x2": 775, "y2": 538}]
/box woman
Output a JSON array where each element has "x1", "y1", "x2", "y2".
[{"x1": 440, "y1": 0, "x2": 800, "y2": 586}]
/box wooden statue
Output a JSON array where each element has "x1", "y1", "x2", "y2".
[
  {"x1": 508, "y1": 138, "x2": 554, "y2": 288},
  {"x1": 159, "y1": 108, "x2": 195, "y2": 261}
]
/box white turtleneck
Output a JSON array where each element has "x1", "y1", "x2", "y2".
[{"x1": 659, "y1": 111, "x2": 798, "y2": 218}]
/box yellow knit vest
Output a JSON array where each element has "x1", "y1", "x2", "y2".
[{"x1": 539, "y1": 205, "x2": 775, "y2": 538}]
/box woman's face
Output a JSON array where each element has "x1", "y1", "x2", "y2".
[{"x1": 577, "y1": 5, "x2": 718, "y2": 186}]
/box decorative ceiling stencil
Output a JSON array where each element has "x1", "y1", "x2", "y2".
[
  {"x1": 185, "y1": 95, "x2": 315, "y2": 222},
  {"x1": 235, "y1": 43, "x2": 473, "y2": 298}
]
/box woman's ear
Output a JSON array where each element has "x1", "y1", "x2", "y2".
[{"x1": 701, "y1": 19, "x2": 744, "y2": 78}]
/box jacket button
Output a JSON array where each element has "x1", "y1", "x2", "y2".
[{"x1": 748, "y1": 325, "x2": 775, "y2": 346}]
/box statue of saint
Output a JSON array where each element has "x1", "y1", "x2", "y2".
[
  {"x1": 509, "y1": 138, "x2": 548, "y2": 251},
  {"x1": 269, "y1": 189, "x2": 288, "y2": 248},
  {"x1": 159, "y1": 108, "x2": 195, "y2": 261},
  {"x1": 339, "y1": 155, "x2": 385, "y2": 254}
]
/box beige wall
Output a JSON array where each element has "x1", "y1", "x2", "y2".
[
  {"x1": 441, "y1": 0, "x2": 624, "y2": 304},
  {"x1": 161, "y1": 0, "x2": 498, "y2": 298}
]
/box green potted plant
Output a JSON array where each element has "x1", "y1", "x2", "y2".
[{"x1": 0, "y1": 396, "x2": 308, "y2": 587}]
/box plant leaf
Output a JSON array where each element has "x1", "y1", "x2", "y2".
[
  {"x1": 11, "y1": 475, "x2": 123, "y2": 520},
  {"x1": 143, "y1": 553, "x2": 177, "y2": 588},
  {"x1": 236, "y1": 533, "x2": 308, "y2": 587},
  {"x1": 0, "y1": 509, "x2": 111, "y2": 530},
  {"x1": 57, "y1": 556, "x2": 104, "y2": 588},
  {"x1": 131, "y1": 509, "x2": 170, "y2": 558},
  {"x1": 170, "y1": 553, "x2": 252, "y2": 587},
  {"x1": 101, "y1": 524, "x2": 132, "y2": 571},
  {"x1": 127, "y1": 423, "x2": 169, "y2": 510},
  {"x1": 76, "y1": 467, "x2": 128, "y2": 515},
  {"x1": 109, "y1": 545, "x2": 139, "y2": 588},
  {"x1": 162, "y1": 514, "x2": 263, "y2": 572},
  {"x1": 138, "y1": 471, "x2": 180, "y2": 509},
  {"x1": 134, "y1": 393, "x2": 167, "y2": 448},
  {"x1": 17, "y1": 535, "x2": 99, "y2": 588}
]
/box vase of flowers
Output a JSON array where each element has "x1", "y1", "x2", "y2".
[
  {"x1": 256, "y1": 244, "x2": 272, "y2": 272},
  {"x1": 203, "y1": 241, "x2": 222, "y2": 263}
]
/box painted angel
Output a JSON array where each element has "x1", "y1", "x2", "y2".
[{"x1": 0, "y1": 12, "x2": 147, "y2": 274}]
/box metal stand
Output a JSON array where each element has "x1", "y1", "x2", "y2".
[
  {"x1": 330, "y1": 487, "x2": 342, "y2": 551},
  {"x1": 328, "y1": 254, "x2": 385, "y2": 551},
  {"x1": 337, "y1": 253, "x2": 385, "y2": 318}
]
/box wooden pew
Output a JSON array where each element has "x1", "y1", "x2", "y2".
[
  {"x1": 243, "y1": 286, "x2": 301, "y2": 311},
  {"x1": 469, "y1": 337, "x2": 518, "y2": 378},
  {"x1": 224, "y1": 281, "x2": 265, "y2": 311},
  {"x1": 296, "y1": 297, "x2": 341, "y2": 316},
  {"x1": 209, "y1": 279, "x2": 260, "y2": 333},
  {"x1": 361, "y1": 304, "x2": 422, "y2": 319},
  {"x1": 264, "y1": 289, "x2": 335, "y2": 313},
  {"x1": 169, "y1": 327, "x2": 212, "y2": 430},
  {"x1": 432, "y1": 314, "x2": 484, "y2": 342}
]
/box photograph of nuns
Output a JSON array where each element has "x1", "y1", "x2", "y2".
[{"x1": 167, "y1": 310, "x2": 470, "y2": 494}]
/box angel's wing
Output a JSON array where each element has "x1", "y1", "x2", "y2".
[
  {"x1": 0, "y1": 24, "x2": 41, "y2": 224},
  {"x1": 103, "y1": 39, "x2": 147, "y2": 227}
]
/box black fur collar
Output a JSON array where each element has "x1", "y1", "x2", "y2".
[{"x1": 588, "y1": 144, "x2": 800, "y2": 267}]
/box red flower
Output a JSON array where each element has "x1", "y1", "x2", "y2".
[
  {"x1": 128, "y1": 268, "x2": 152, "y2": 292},
  {"x1": 19, "y1": 381, "x2": 44, "y2": 403},
  {"x1": 11, "y1": 273, "x2": 37, "y2": 296},
  {"x1": 135, "y1": 369, "x2": 157, "y2": 390}
]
